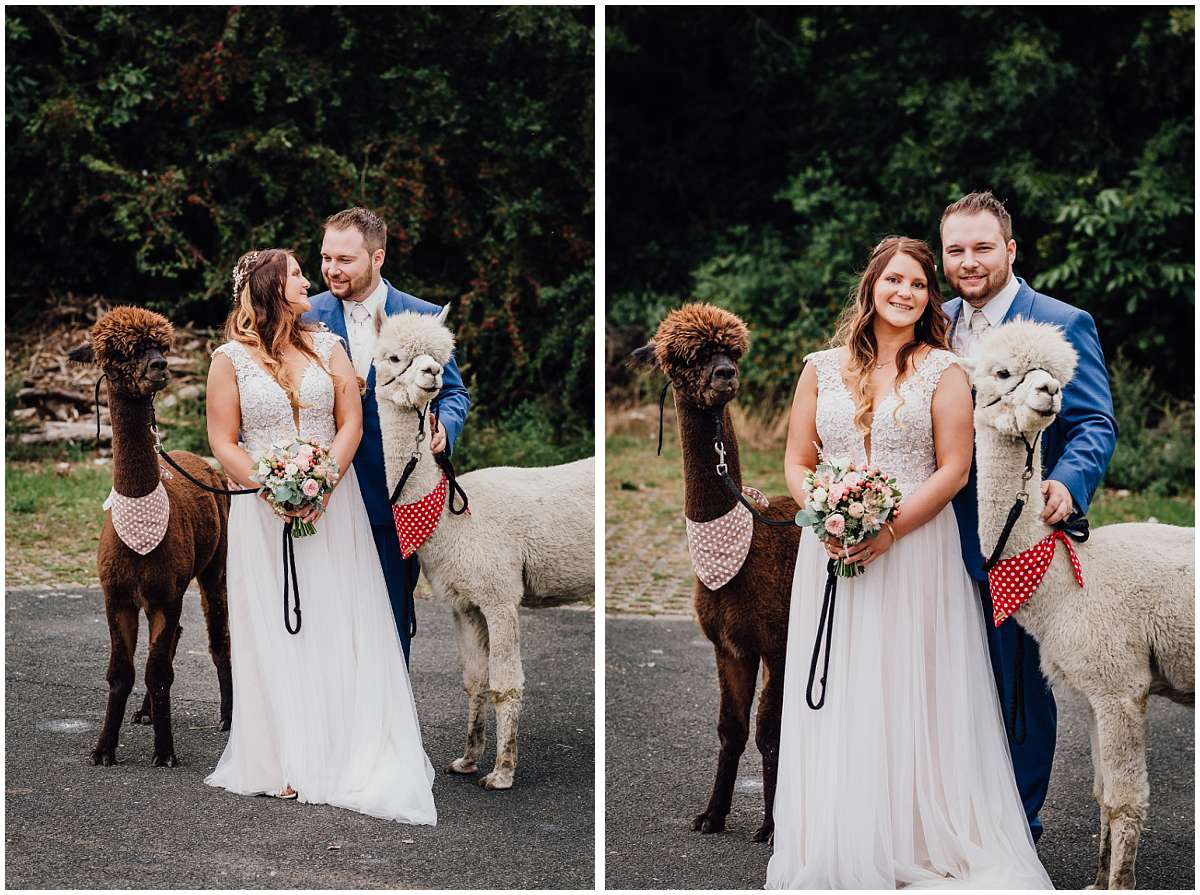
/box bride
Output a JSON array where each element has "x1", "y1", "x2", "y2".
[
  {"x1": 766, "y1": 237, "x2": 1049, "y2": 888},
  {"x1": 203, "y1": 248, "x2": 436, "y2": 824}
]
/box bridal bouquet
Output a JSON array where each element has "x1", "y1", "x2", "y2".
[
  {"x1": 793, "y1": 449, "x2": 903, "y2": 577},
  {"x1": 252, "y1": 438, "x2": 340, "y2": 537}
]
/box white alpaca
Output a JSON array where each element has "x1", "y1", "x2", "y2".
[
  {"x1": 373, "y1": 307, "x2": 594, "y2": 790},
  {"x1": 965, "y1": 319, "x2": 1194, "y2": 891}
]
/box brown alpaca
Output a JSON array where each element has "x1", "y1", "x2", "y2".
[
  {"x1": 632, "y1": 303, "x2": 800, "y2": 842},
  {"x1": 69, "y1": 307, "x2": 232, "y2": 767}
]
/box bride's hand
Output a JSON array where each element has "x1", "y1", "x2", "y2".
[
  {"x1": 297, "y1": 492, "x2": 332, "y2": 525},
  {"x1": 850, "y1": 527, "x2": 897, "y2": 567}
]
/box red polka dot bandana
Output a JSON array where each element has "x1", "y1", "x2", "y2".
[
  {"x1": 685, "y1": 500, "x2": 754, "y2": 591},
  {"x1": 392, "y1": 472, "x2": 447, "y2": 559},
  {"x1": 103, "y1": 481, "x2": 171, "y2": 556},
  {"x1": 988, "y1": 530, "x2": 1084, "y2": 627}
]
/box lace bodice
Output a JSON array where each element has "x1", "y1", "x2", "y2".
[
  {"x1": 213, "y1": 333, "x2": 342, "y2": 454},
  {"x1": 806, "y1": 347, "x2": 960, "y2": 496}
]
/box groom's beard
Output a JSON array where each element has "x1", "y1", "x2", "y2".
[
  {"x1": 325, "y1": 267, "x2": 374, "y2": 302},
  {"x1": 954, "y1": 261, "x2": 1010, "y2": 308}
]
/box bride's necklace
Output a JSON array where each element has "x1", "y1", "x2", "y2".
[{"x1": 873, "y1": 358, "x2": 894, "y2": 370}]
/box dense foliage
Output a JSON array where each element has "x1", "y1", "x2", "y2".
[
  {"x1": 7, "y1": 7, "x2": 594, "y2": 441},
  {"x1": 608, "y1": 7, "x2": 1194, "y2": 406}
]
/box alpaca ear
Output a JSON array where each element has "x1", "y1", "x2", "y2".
[
  {"x1": 954, "y1": 354, "x2": 977, "y2": 384},
  {"x1": 435, "y1": 303, "x2": 451, "y2": 326},
  {"x1": 373, "y1": 304, "x2": 386, "y2": 336},
  {"x1": 67, "y1": 342, "x2": 95, "y2": 365},
  {"x1": 628, "y1": 340, "x2": 659, "y2": 370}
]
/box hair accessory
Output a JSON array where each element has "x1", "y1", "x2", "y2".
[{"x1": 231, "y1": 251, "x2": 262, "y2": 305}]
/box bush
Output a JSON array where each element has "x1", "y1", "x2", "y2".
[
  {"x1": 7, "y1": 6, "x2": 593, "y2": 439},
  {"x1": 1102, "y1": 356, "x2": 1195, "y2": 497},
  {"x1": 452, "y1": 400, "x2": 593, "y2": 473}
]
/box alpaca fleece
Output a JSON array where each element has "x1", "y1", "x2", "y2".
[
  {"x1": 85, "y1": 306, "x2": 233, "y2": 769},
  {"x1": 971, "y1": 319, "x2": 1194, "y2": 890},
  {"x1": 374, "y1": 309, "x2": 593, "y2": 791},
  {"x1": 634, "y1": 302, "x2": 799, "y2": 843}
]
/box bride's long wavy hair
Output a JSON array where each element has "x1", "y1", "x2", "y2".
[
  {"x1": 225, "y1": 249, "x2": 337, "y2": 411},
  {"x1": 830, "y1": 236, "x2": 950, "y2": 435}
]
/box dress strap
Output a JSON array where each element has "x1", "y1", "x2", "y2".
[{"x1": 803, "y1": 348, "x2": 842, "y2": 393}]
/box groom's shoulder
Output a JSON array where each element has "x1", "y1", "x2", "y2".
[
  {"x1": 385, "y1": 282, "x2": 444, "y2": 317},
  {"x1": 1022, "y1": 284, "x2": 1091, "y2": 329}
]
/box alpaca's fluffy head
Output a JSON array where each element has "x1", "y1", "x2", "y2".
[
  {"x1": 630, "y1": 303, "x2": 750, "y2": 408},
  {"x1": 69, "y1": 306, "x2": 175, "y2": 397},
  {"x1": 964, "y1": 318, "x2": 1078, "y2": 440},
  {"x1": 373, "y1": 306, "x2": 455, "y2": 410}
]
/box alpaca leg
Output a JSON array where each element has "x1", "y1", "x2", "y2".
[
  {"x1": 448, "y1": 605, "x2": 491, "y2": 775},
  {"x1": 1092, "y1": 695, "x2": 1150, "y2": 890},
  {"x1": 92, "y1": 595, "x2": 139, "y2": 765},
  {"x1": 478, "y1": 602, "x2": 524, "y2": 791},
  {"x1": 694, "y1": 650, "x2": 757, "y2": 835},
  {"x1": 752, "y1": 653, "x2": 785, "y2": 843},
  {"x1": 197, "y1": 559, "x2": 233, "y2": 731},
  {"x1": 1083, "y1": 701, "x2": 1112, "y2": 889},
  {"x1": 144, "y1": 601, "x2": 184, "y2": 767},
  {"x1": 132, "y1": 621, "x2": 182, "y2": 725}
]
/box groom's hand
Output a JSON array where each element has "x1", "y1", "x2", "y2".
[
  {"x1": 1040, "y1": 479, "x2": 1074, "y2": 525},
  {"x1": 428, "y1": 411, "x2": 447, "y2": 453}
]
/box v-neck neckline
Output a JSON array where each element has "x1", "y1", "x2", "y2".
[{"x1": 239, "y1": 347, "x2": 319, "y2": 435}]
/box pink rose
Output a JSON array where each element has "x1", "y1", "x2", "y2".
[
  {"x1": 301, "y1": 478, "x2": 320, "y2": 498},
  {"x1": 827, "y1": 483, "x2": 846, "y2": 505},
  {"x1": 825, "y1": 513, "x2": 845, "y2": 536}
]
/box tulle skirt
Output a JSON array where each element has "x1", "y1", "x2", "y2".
[
  {"x1": 205, "y1": 467, "x2": 436, "y2": 825},
  {"x1": 766, "y1": 504, "x2": 1050, "y2": 889}
]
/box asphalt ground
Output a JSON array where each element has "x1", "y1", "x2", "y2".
[
  {"x1": 606, "y1": 614, "x2": 1195, "y2": 891},
  {"x1": 5, "y1": 586, "x2": 595, "y2": 889}
]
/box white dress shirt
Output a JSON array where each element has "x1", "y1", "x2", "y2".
[
  {"x1": 341, "y1": 278, "x2": 388, "y2": 379},
  {"x1": 952, "y1": 274, "x2": 1020, "y2": 358}
]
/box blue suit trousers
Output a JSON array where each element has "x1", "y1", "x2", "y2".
[
  {"x1": 978, "y1": 578, "x2": 1057, "y2": 843},
  {"x1": 370, "y1": 522, "x2": 420, "y2": 665}
]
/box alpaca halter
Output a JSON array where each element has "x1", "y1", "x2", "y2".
[
  {"x1": 989, "y1": 530, "x2": 1084, "y2": 626},
  {"x1": 104, "y1": 480, "x2": 170, "y2": 555}
]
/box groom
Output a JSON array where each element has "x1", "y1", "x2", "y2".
[
  {"x1": 304, "y1": 206, "x2": 471, "y2": 664},
  {"x1": 941, "y1": 191, "x2": 1117, "y2": 843}
]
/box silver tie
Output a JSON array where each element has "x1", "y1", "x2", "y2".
[
  {"x1": 350, "y1": 303, "x2": 371, "y2": 326},
  {"x1": 969, "y1": 310, "x2": 990, "y2": 338}
]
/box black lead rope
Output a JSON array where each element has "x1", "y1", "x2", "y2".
[
  {"x1": 981, "y1": 432, "x2": 1090, "y2": 743},
  {"x1": 281, "y1": 520, "x2": 302, "y2": 634},
  {"x1": 94, "y1": 374, "x2": 108, "y2": 443},
  {"x1": 656, "y1": 381, "x2": 671, "y2": 456},
  {"x1": 806, "y1": 560, "x2": 838, "y2": 710}
]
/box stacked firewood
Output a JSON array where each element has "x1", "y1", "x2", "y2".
[{"x1": 8, "y1": 295, "x2": 217, "y2": 445}]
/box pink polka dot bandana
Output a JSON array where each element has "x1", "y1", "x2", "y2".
[
  {"x1": 988, "y1": 530, "x2": 1084, "y2": 627},
  {"x1": 103, "y1": 481, "x2": 171, "y2": 556},
  {"x1": 392, "y1": 472, "x2": 447, "y2": 559},
  {"x1": 685, "y1": 500, "x2": 754, "y2": 591}
]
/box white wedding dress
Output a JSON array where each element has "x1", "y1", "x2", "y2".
[
  {"x1": 766, "y1": 347, "x2": 1050, "y2": 889},
  {"x1": 204, "y1": 334, "x2": 436, "y2": 825}
]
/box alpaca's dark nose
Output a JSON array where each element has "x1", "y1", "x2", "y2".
[
  {"x1": 147, "y1": 357, "x2": 168, "y2": 375},
  {"x1": 713, "y1": 363, "x2": 736, "y2": 382}
]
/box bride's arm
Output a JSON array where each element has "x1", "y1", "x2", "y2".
[
  {"x1": 852, "y1": 363, "x2": 973, "y2": 566},
  {"x1": 327, "y1": 342, "x2": 363, "y2": 479},
  {"x1": 783, "y1": 361, "x2": 820, "y2": 506},
  {"x1": 206, "y1": 352, "x2": 259, "y2": 489}
]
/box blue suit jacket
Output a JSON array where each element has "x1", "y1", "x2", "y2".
[
  {"x1": 947, "y1": 277, "x2": 1117, "y2": 581},
  {"x1": 303, "y1": 280, "x2": 471, "y2": 527}
]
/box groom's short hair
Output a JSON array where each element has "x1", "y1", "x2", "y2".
[
  {"x1": 941, "y1": 191, "x2": 1012, "y2": 243},
  {"x1": 324, "y1": 207, "x2": 387, "y2": 255}
]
